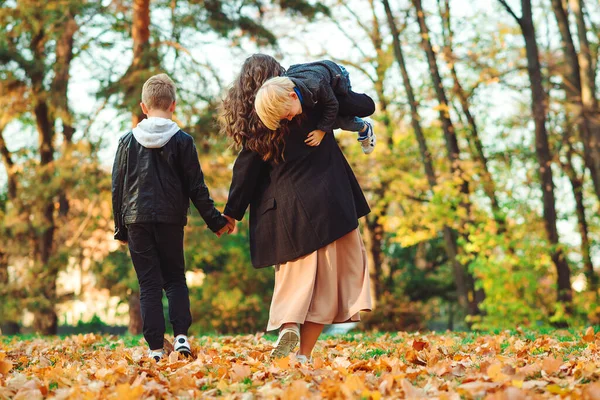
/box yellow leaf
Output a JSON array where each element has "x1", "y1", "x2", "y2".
[
  {"x1": 344, "y1": 374, "x2": 365, "y2": 392},
  {"x1": 115, "y1": 383, "x2": 144, "y2": 400},
  {"x1": 487, "y1": 363, "x2": 508, "y2": 382},
  {"x1": 511, "y1": 380, "x2": 523, "y2": 388},
  {"x1": 546, "y1": 384, "x2": 568, "y2": 395}
]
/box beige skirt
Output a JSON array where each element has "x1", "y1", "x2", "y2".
[{"x1": 267, "y1": 228, "x2": 372, "y2": 331}]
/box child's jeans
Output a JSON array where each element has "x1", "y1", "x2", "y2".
[
  {"x1": 127, "y1": 222, "x2": 192, "y2": 350},
  {"x1": 334, "y1": 64, "x2": 375, "y2": 136}
]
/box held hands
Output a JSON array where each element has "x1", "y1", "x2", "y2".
[
  {"x1": 215, "y1": 214, "x2": 238, "y2": 237},
  {"x1": 305, "y1": 129, "x2": 326, "y2": 146}
]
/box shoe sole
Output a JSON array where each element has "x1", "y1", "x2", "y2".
[
  {"x1": 270, "y1": 331, "x2": 300, "y2": 359},
  {"x1": 175, "y1": 347, "x2": 192, "y2": 358}
]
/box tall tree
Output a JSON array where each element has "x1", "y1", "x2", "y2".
[
  {"x1": 437, "y1": 0, "x2": 506, "y2": 231},
  {"x1": 382, "y1": 0, "x2": 468, "y2": 316},
  {"x1": 549, "y1": 0, "x2": 597, "y2": 291},
  {"x1": 410, "y1": 0, "x2": 483, "y2": 316},
  {"x1": 0, "y1": 1, "x2": 92, "y2": 333},
  {"x1": 497, "y1": 0, "x2": 572, "y2": 306},
  {"x1": 569, "y1": 0, "x2": 600, "y2": 202}
]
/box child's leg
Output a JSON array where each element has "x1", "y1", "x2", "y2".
[
  {"x1": 156, "y1": 223, "x2": 191, "y2": 341},
  {"x1": 337, "y1": 91, "x2": 376, "y2": 118},
  {"x1": 335, "y1": 115, "x2": 367, "y2": 134},
  {"x1": 127, "y1": 223, "x2": 166, "y2": 351}
]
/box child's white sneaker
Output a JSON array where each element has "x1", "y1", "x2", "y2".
[
  {"x1": 358, "y1": 120, "x2": 376, "y2": 154},
  {"x1": 148, "y1": 349, "x2": 164, "y2": 362},
  {"x1": 270, "y1": 325, "x2": 300, "y2": 359},
  {"x1": 173, "y1": 334, "x2": 192, "y2": 357}
]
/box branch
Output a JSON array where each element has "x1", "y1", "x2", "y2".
[{"x1": 497, "y1": 0, "x2": 523, "y2": 27}]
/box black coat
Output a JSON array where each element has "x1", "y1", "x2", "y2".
[
  {"x1": 112, "y1": 130, "x2": 227, "y2": 241},
  {"x1": 286, "y1": 60, "x2": 349, "y2": 133},
  {"x1": 224, "y1": 106, "x2": 370, "y2": 268}
]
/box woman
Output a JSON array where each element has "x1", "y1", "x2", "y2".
[{"x1": 219, "y1": 54, "x2": 373, "y2": 362}]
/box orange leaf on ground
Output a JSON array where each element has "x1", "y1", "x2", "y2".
[
  {"x1": 281, "y1": 380, "x2": 310, "y2": 400},
  {"x1": 412, "y1": 340, "x2": 428, "y2": 351},
  {"x1": 230, "y1": 363, "x2": 251, "y2": 381},
  {"x1": 541, "y1": 356, "x2": 562, "y2": 375},
  {"x1": 583, "y1": 326, "x2": 595, "y2": 343},
  {"x1": 401, "y1": 378, "x2": 425, "y2": 399},
  {"x1": 584, "y1": 382, "x2": 600, "y2": 400},
  {"x1": 0, "y1": 360, "x2": 13, "y2": 375}
]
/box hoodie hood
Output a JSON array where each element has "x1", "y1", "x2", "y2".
[{"x1": 132, "y1": 117, "x2": 180, "y2": 148}]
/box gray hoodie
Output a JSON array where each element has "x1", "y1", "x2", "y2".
[{"x1": 132, "y1": 117, "x2": 180, "y2": 148}]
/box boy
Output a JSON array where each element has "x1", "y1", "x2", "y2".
[
  {"x1": 254, "y1": 60, "x2": 376, "y2": 153},
  {"x1": 112, "y1": 73, "x2": 233, "y2": 362}
]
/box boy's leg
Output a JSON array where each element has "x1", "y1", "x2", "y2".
[
  {"x1": 127, "y1": 223, "x2": 165, "y2": 351},
  {"x1": 335, "y1": 115, "x2": 367, "y2": 133},
  {"x1": 337, "y1": 91, "x2": 376, "y2": 118},
  {"x1": 156, "y1": 224, "x2": 192, "y2": 339}
]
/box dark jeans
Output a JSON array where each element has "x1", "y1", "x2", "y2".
[
  {"x1": 127, "y1": 223, "x2": 191, "y2": 350},
  {"x1": 335, "y1": 64, "x2": 376, "y2": 135}
]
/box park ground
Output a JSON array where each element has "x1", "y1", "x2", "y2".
[{"x1": 0, "y1": 328, "x2": 599, "y2": 399}]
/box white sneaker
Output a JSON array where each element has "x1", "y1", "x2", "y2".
[
  {"x1": 173, "y1": 334, "x2": 192, "y2": 357},
  {"x1": 148, "y1": 349, "x2": 164, "y2": 362},
  {"x1": 270, "y1": 325, "x2": 300, "y2": 359},
  {"x1": 358, "y1": 120, "x2": 376, "y2": 154},
  {"x1": 295, "y1": 354, "x2": 312, "y2": 365}
]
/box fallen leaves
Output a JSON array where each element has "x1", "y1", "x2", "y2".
[{"x1": 0, "y1": 330, "x2": 598, "y2": 399}]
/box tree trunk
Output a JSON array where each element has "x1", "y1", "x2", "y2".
[
  {"x1": 383, "y1": 0, "x2": 476, "y2": 316},
  {"x1": 33, "y1": 95, "x2": 59, "y2": 334},
  {"x1": 498, "y1": 0, "x2": 572, "y2": 305},
  {"x1": 561, "y1": 141, "x2": 596, "y2": 292},
  {"x1": 411, "y1": 0, "x2": 482, "y2": 316},
  {"x1": 550, "y1": 0, "x2": 600, "y2": 206},
  {"x1": 128, "y1": 291, "x2": 143, "y2": 335},
  {"x1": 131, "y1": 0, "x2": 151, "y2": 126},
  {"x1": 569, "y1": 0, "x2": 600, "y2": 200},
  {"x1": 438, "y1": 0, "x2": 505, "y2": 229},
  {"x1": 0, "y1": 127, "x2": 16, "y2": 200},
  {"x1": 52, "y1": 14, "x2": 78, "y2": 217}
]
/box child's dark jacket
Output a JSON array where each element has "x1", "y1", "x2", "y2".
[
  {"x1": 112, "y1": 130, "x2": 227, "y2": 241},
  {"x1": 286, "y1": 60, "x2": 349, "y2": 133}
]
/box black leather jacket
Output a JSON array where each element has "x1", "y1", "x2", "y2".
[{"x1": 112, "y1": 130, "x2": 227, "y2": 241}]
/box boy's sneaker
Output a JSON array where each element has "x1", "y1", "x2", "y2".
[
  {"x1": 148, "y1": 349, "x2": 164, "y2": 362},
  {"x1": 270, "y1": 325, "x2": 300, "y2": 359},
  {"x1": 358, "y1": 120, "x2": 376, "y2": 154},
  {"x1": 173, "y1": 334, "x2": 192, "y2": 357}
]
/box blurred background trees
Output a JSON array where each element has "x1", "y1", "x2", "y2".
[{"x1": 1, "y1": 0, "x2": 600, "y2": 335}]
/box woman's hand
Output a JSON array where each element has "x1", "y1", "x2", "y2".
[{"x1": 305, "y1": 129, "x2": 326, "y2": 146}]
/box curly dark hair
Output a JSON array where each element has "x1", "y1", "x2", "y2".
[{"x1": 219, "y1": 54, "x2": 289, "y2": 163}]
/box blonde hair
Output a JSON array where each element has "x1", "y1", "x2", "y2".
[
  {"x1": 254, "y1": 76, "x2": 296, "y2": 130},
  {"x1": 141, "y1": 73, "x2": 177, "y2": 110}
]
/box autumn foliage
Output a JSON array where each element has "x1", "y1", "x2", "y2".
[{"x1": 1, "y1": 328, "x2": 600, "y2": 399}]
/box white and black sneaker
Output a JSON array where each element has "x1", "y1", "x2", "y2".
[
  {"x1": 173, "y1": 334, "x2": 192, "y2": 357},
  {"x1": 148, "y1": 349, "x2": 164, "y2": 362},
  {"x1": 358, "y1": 120, "x2": 376, "y2": 154}
]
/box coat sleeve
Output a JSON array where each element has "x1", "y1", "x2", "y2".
[
  {"x1": 180, "y1": 136, "x2": 228, "y2": 232},
  {"x1": 313, "y1": 82, "x2": 339, "y2": 133},
  {"x1": 111, "y1": 137, "x2": 128, "y2": 241},
  {"x1": 224, "y1": 147, "x2": 267, "y2": 221}
]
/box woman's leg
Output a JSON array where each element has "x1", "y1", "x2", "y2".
[{"x1": 298, "y1": 322, "x2": 325, "y2": 356}]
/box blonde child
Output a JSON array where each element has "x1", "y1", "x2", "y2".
[{"x1": 255, "y1": 60, "x2": 376, "y2": 153}]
